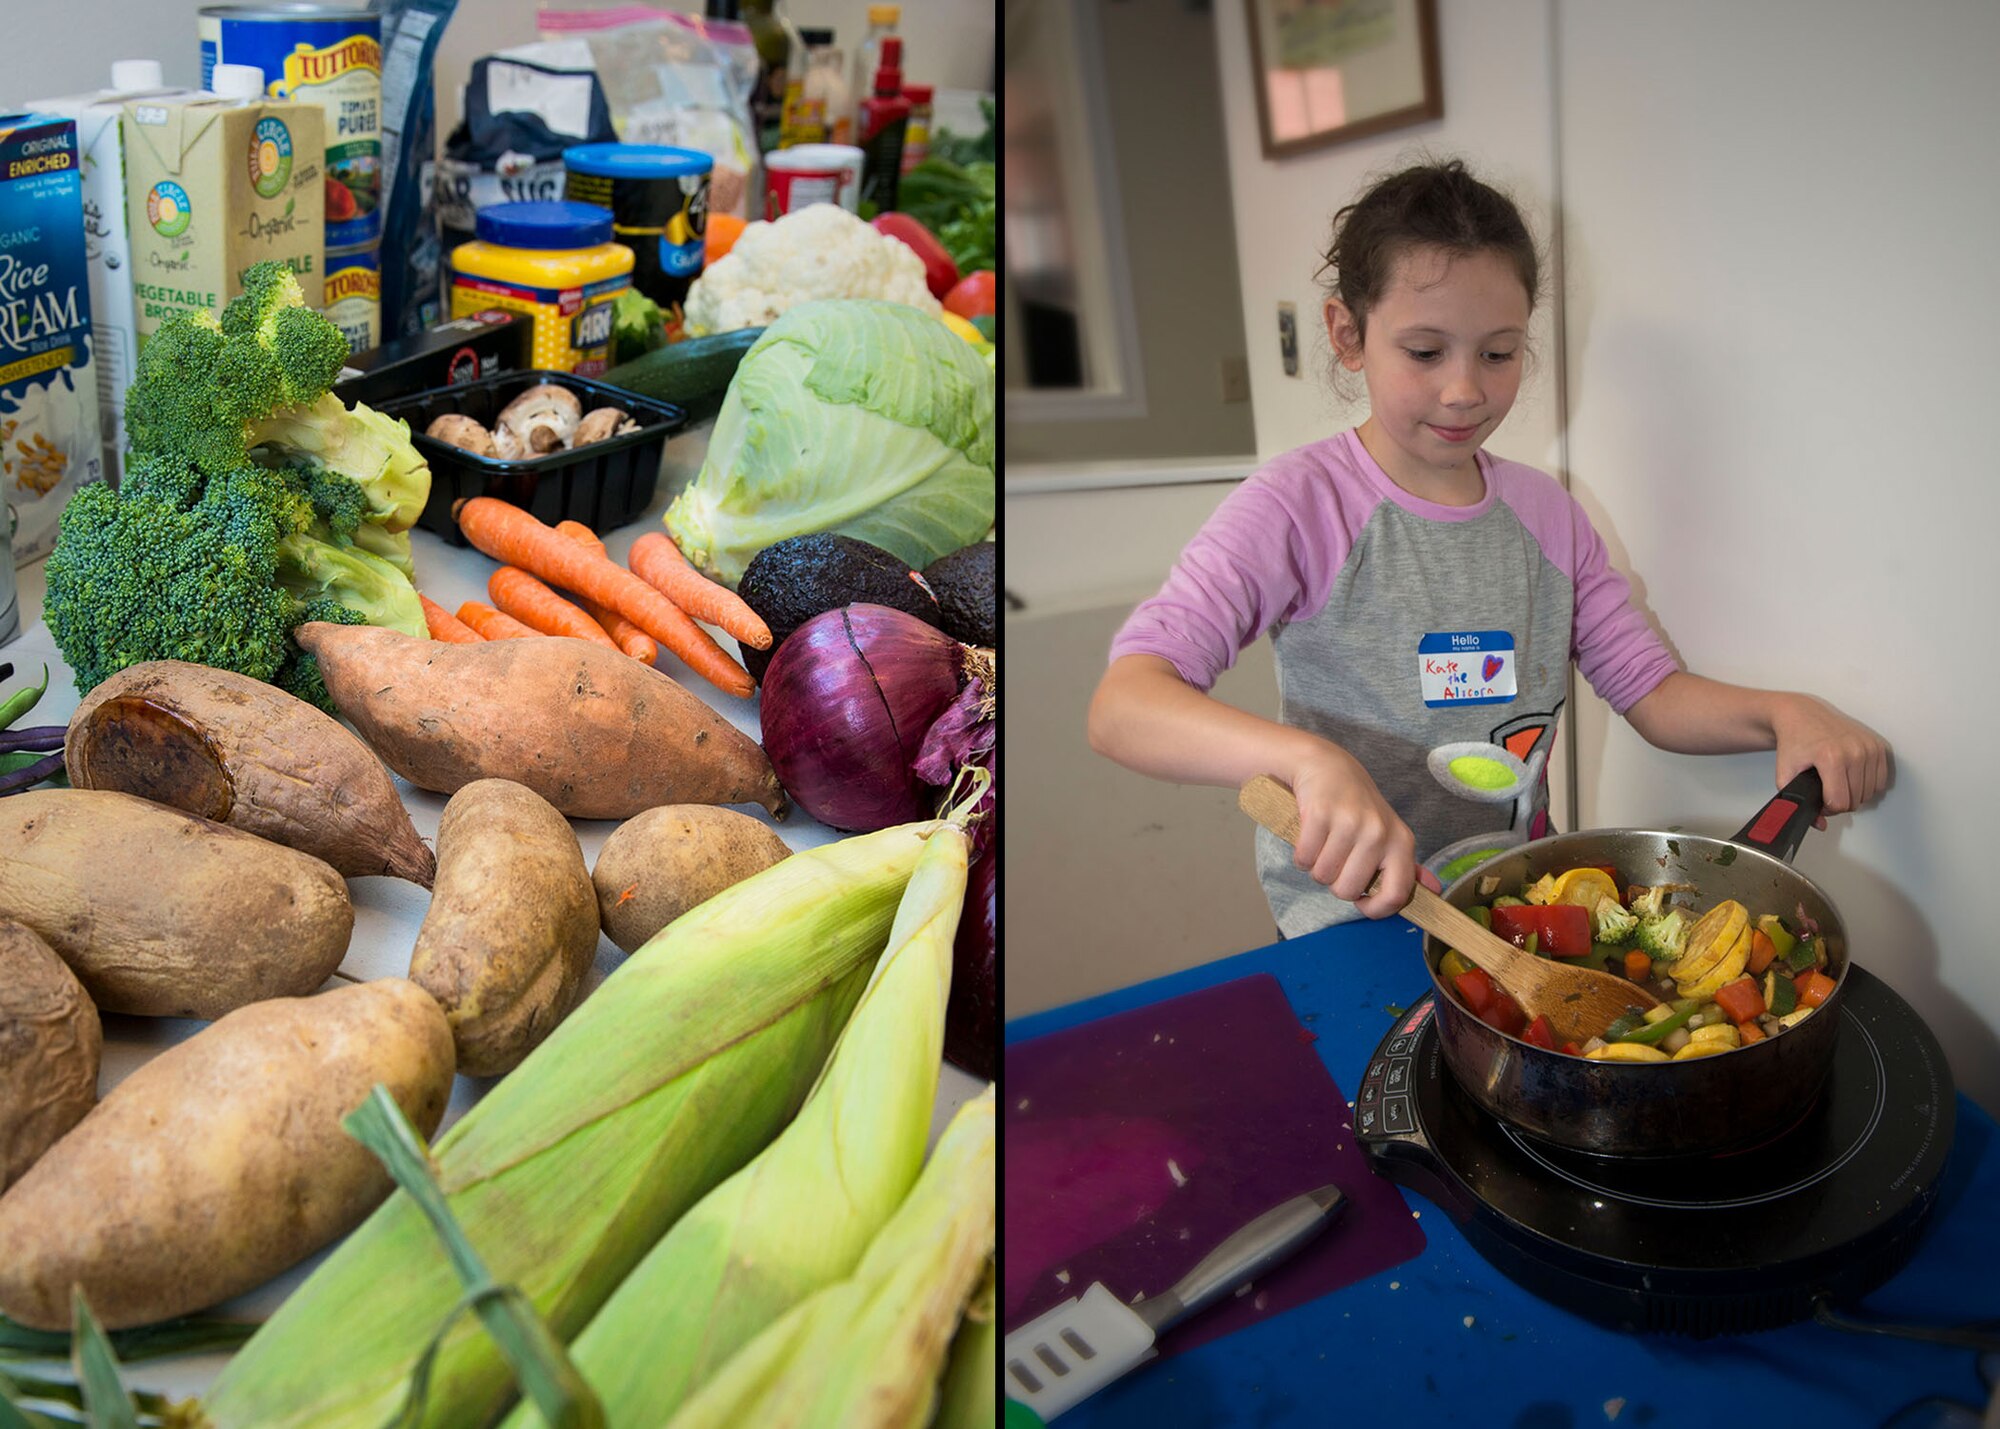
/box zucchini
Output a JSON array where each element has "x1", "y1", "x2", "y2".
[{"x1": 601, "y1": 327, "x2": 766, "y2": 422}]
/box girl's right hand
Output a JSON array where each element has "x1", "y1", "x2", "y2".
[{"x1": 1286, "y1": 747, "x2": 1425, "y2": 919}]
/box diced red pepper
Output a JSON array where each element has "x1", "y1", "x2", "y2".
[
  {"x1": 1454, "y1": 966, "x2": 1499, "y2": 1017},
  {"x1": 1713, "y1": 975, "x2": 1767, "y2": 1024},
  {"x1": 1483, "y1": 992, "x2": 1528, "y2": 1038},
  {"x1": 1522, "y1": 1013, "x2": 1558, "y2": 1049},
  {"x1": 1560, "y1": 1041, "x2": 1582, "y2": 1056},
  {"x1": 1796, "y1": 969, "x2": 1836, "y2": 1008},
  {"x1": 1489, "y1": 903, "x2": 1592, "y2": 958}
]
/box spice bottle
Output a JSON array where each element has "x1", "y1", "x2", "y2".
[
  {"x1": 848, "y1": 4, "x2": 899, "y2": 145},
  {"x1": 781, "y1": 27, "x2": 852, "y2": 147},
  {"x1": 900, "y1": 83, "x2": 933, "y2": 173},
  {"x1": 856, "y1": 36, "x2": 910, "y2": 214}
]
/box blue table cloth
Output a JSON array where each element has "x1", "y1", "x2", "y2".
[{"x1": 1004, "y1": 917, "x2": 2000, "y2": 1428}]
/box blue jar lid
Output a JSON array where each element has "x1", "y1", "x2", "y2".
[
  {"x1": 473, "y1": 201, "x2": 614, "y2": 249},
  {"x1": 563, "y1": 143, "x2": 714, "y2": 180}
]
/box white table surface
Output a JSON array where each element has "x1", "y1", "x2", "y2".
[{"x1": 3, "y1": 421, "x2": 988, "y2": 1405}]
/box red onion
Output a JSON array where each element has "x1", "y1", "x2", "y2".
[
  {"x1": 759, "y1": 604, "x2": 966, "y2": 832},
  {"x1": 945, "y1": 843, "x2": 996, "y2": 1079}
]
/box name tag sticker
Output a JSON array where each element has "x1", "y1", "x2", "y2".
[{"x1": 1419, "y1": 631, "x2": 1518, "y2": 707}]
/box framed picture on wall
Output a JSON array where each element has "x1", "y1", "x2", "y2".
[{"x1": 1245, "y1": 0, "x2": 1442, "y2": 158}]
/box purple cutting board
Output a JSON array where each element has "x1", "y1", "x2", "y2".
[{"x1": 1003, "y1": 972, "x2": 1427, "y2": 1359}]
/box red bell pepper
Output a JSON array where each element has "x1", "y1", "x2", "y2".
[
  {"x1": 1712, "y1": 975, "x2": 1767, "y2": 1024},
  {"x1": 1522, "y1": 1013, "x2": 1558, "y2": 1050},
  {"x1": 870, "y1": 213, "x2": 960, "y2": 299},
  {"x1": 1488, "y1": 902, "x2": 1592, "y2": 958},
  {"x1": 1484, "y1": 992, "x2": 1528, "y2": 1038},
  {"x1": 943, "y1": 269, "x2": 996, "y2": 320},
  {"x1": 1453, "y1": 966, "x2": 1498, "y2": 1017}
]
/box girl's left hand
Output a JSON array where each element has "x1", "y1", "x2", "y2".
[{"x1": 1772, "y1": 694, "x2": 1890, "y2": 826}]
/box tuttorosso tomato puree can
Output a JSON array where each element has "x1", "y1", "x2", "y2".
[{"x1": 199, "y1": 5, "x2": 383, "y2": 249}]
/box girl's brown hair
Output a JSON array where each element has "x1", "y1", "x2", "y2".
[{"x1": 1317, "y1": 158, "x2": 1542, "y2": 344}]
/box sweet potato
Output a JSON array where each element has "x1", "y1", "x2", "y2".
[
  {"x1": 0, "y1": 978, "x2": 453, "y2": 1330},
  {"x1": 0, "y1": 919, "x2": 99, "y2": 1192},
  {"x1": 0, "y1": 789, "x2": 353, "y2": 1018},
  {"x1": 409, "y1": 780, "x2": 600, "y2": 1076},
  {"x1": 592, "y1": 804, "x2": 790, "y2": 952},
  {"x1": 66, "y1": 660, "x2": 435, "y2": 886},
  {"x1": 295, "y1": 622, "x2": 789, "y2": 821}
]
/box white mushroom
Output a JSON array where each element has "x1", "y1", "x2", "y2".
[
  {"x1": 494, "y1": 383, "x2": 582, "y2": 456},
  {"x1": 425, "y1": 413, "x2": 498, "y2": 458},
  {"x1": 573, "y1": 406, "x2": 641, "y2": 447}
]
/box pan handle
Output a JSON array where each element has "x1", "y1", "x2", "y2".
[{"x1": 1729, "y1": 767, "x2": 1824, "y2": 864}]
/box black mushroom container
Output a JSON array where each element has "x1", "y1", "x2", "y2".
[
  {"x1": 377, "y1": 370, "x2": 690, "y2": 545},
  {"x1": 1425, "y1": 770, "x2": 1847, "y2": 1159}
]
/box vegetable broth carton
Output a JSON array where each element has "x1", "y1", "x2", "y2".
[
  {"x1": 0, "y1": 112, "x2": 103, "y2": 566},
  {"x1": 34, "y1": 64, "x2": 204, "y2": 487},
  {"x1": 121, "y1": 85, "x2": 324, "y2": 344}
]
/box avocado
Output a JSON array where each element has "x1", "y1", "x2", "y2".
[
  {"x1": 736, "y1": 534, "x2": 947, "y2": 681},
  {"x1": 922, "y1": 542, "x2": 996, "y2": 648}
]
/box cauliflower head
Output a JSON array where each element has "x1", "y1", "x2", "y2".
[{"x1": 685, "y1": 204, "x2": 943, "y2": 335}]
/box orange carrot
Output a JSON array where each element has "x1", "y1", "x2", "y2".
[
  {"x1": 556, "y1": 521, "x2": 660, "y2": 664},
  {"x1": 489, "y1": 566, "x2": 621, "y2": 649},
  {"x1": 1735, "y1": 1019, "x2": 1766, "y2": 1044},
  {"x1": 1747, "y1": 927, "x2": 1777, "y2": 976},
  {"x1": 629, "y1": 531, "x2": 773, "y2": 650},
  {"x1": 453, "y1": 497, "x2": 754, "y2": 696},
  {"x1": 421, "y1": 592, "x2": 484, "y2": 643},
  {"x1": 1623, "y1": 949, "x2": 1652, "y2": 983},
  {"x1": 456, "y1": 600, "x2": 539, "y2": 641}
]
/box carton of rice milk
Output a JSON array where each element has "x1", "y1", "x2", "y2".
[{"x1": 0, "y1": 112, "x2": 102, "y2": 566}]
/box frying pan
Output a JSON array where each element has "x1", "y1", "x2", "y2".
[{"x1": 1425, "y1": 769, "x2": 1846, "y2": 1158}]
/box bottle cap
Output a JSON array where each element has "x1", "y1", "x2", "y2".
[
  {"x1": 474, "y1": 200, "x2": 615, "y2": 250},
  {"x1": 868, "y1": 4, "x2": 900, "y2": 23},
  {"x1": 800, "y1": 26, "x2": 835, "y2": 46},
  {"x1": 563, "y1": 143, "x2": 713, "y2": 181},
  {"x1": 903, "y1": 83, "x2": 933, "y2": 103},
  {"x1": 210, "y1": 63, "x2": 266, "y2": 100},
  {"x1": 874, "y1": 36, "x2": 903, "y2": 94},
  {"x1": 110, "y1": 59, "x2": 164, "y2": 91}
]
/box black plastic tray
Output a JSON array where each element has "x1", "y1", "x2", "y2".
[{"x1": 379, "y1": 370, "x2": 690, "y2": 546}]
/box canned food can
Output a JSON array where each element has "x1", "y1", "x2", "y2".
[
  {"x1": 763, "y1": 143, "x2": 864, "y2": 220},
  {"x1": 561, "y1": 144, "x2": 711, "y2": 321},
  {"x1": 199, "y1": 4, "x2": 384, "y2": 249},
  {"x1": 324, "y1": 243, "x2": 380, "y2": 359}
]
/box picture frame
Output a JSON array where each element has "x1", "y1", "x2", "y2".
[{"x1": 1245, "y1": 0, "x2": 1443, "y2": 159}]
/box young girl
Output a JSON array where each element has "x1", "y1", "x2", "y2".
[{"x1": 1088, "y1": 159, "x2": 1888, "y2": 937}]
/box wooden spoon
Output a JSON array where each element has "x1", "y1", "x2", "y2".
[{"x1": 1238, "y1": 775, "x2": 1660, "y2": 1046}]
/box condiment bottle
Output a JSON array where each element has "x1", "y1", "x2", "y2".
[
  {"x1": 856, "y1": 36, "x2": 910, "y2": 214},
  {"x1": 900, "y1": 83, "x2": 933, "y2": 173},
  {"x1": 848, "y1": 4, "x2": 899, "y2": 145}
]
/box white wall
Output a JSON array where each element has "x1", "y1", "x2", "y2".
[
  {"x1": 1209, "y1": 0, "x2": 2000, "y2": 1112},
  {"x1": 1553, "y1": 1, "x2": 2000, "y2": 1111}
]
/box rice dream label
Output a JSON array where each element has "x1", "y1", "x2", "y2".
[{"x1": 0, "y1": 112, "x2": 102, "y2": 564}]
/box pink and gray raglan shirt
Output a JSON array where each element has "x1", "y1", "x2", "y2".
[{"x1": 1110, "y1": 429, "x2": 1681, "y2": 937}]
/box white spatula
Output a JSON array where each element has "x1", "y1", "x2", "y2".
[{"x1": 1002, "y1": 1183, "x2": 1346, "y2": 1420}]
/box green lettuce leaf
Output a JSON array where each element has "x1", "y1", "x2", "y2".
[{"x1": 664, "y1": 300, "x2": 996, "y2": 588}]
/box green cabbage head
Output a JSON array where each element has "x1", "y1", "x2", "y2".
[{"x1": 663, "y1": 299, "x2": 996, "y2": 588}]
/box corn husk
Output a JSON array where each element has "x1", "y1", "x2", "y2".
[
  {"x1": 664, "y1": 1088, "x2": 997, "y2": 1429},
  {"x1": 200, "y1": 820, "x2": 954, "y2": 1429},
  {"x1": 933, "y1": 1259, "x2": 997, "y2": 1429},
  {"x1": 502, "y1": 825, "x2": 967, "y2": 1427}
]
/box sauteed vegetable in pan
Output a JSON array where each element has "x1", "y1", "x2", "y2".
[{"x1": 1440, "y1": 865, "x2": 1835, "y2": 1059}]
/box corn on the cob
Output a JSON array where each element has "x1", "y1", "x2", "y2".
[
  {"x1": 500, "y1": 824, "x2": 967, "y2": 1427},
  {"x1": 664, "y1": 1087, "x2": 996, "y2": 1429},
  {"x1": 934, "y1": 1258, "x2": 997, "y2": 1429},
  {"x1": 200, "y1": 820, "x2": 955, "y2": 1429}
]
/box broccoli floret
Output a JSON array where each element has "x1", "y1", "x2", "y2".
[
  {"x1": 272, "y1": 600, "x2": 366, "y2": 710},
  {"x1": 1635, "y1": 910, "x2": 1690, "y2": 960},
  {"x1": 1627, "y1": 885, "x2": 1672, "y2": 919},
  {"x1": 1592, "y1": 898, "x2": 1640, "y2": 944},
  {"x1": 44, "y1": 479, "x2": 294, "y2": 693},
  {"x1": 221, "y1": 262, "x2": 352, "y2": 407}
]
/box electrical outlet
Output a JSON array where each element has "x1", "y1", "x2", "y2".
[
  {"x1": 1219, "y1": 355, "x2": 1250, "y2": 403},
  {"x1": 1277, "y1": 302, "x2": 1299, "y2": 377}
]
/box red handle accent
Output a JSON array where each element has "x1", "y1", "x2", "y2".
[{"x1": 1744, "y1": 798, "x2": 1798, "y2": 848}]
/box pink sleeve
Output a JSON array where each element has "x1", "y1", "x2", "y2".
[
  {"x1": 1107, "y1": 465, "x2": 1353, "y2": 691},
  {"x1": 1493, "y1": 465, "x2": 1679, "y2": 713}
]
